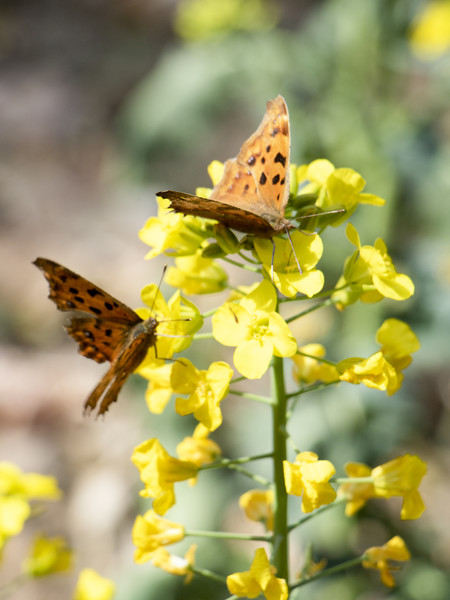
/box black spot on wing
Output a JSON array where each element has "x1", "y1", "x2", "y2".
[
  {"x1": 260, "y1": 172, "x2": 267, "y2": 185},
  {"x1": 274, "y1": 152, "x2": 286, "y2": 167}
]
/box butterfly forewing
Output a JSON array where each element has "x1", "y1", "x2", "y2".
[
  {"x1": 33, "y1": 258, "x2": 142, "y2": 324},
  {"x1": 159, "y1": 95, "x2": 292, "y2": 237}
]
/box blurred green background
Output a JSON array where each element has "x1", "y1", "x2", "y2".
[{"x1": 0, "y1": 0, "x2": 449, "y2": 598}]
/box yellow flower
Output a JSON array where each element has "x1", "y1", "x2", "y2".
[
  {"x1": 73, "y1": 568, "x2": 115, "y2": 600},
  {"x1": 170, "y1": 358, "x2": 233, "y2": 431},
  {"x1": 372, "y1": 454, "x2": 427, "y2": 520},
  {"x1": 409, "y1": 0, "x2": 450, "y2": 60},
  {"x1": 254, "y1": 232, "x2": 324, "y2": 298},
  {"x1": 175, "y1": 0, "x2": 278, "y2": 41},
  {"x1": 0, "y1": 462, "x2": 62, "y2": 500},
  {"x1": 131, "y1": 439, "x2": 198, "y2": 515},
  {"x1": 239, "y1": 489, "x2": 274, "y2": 531},
  {"x1": 135, "y1": 286, "x2": 203, "y2": 365},
  {"x1": 150, "y1": 545, "x2": 197, "y2": 583},
  {"x1": 338, "y1": 462, "x2": 375, "y2": 517},
  {"x1": 138, "y1": 362, "x2": 174, "y2": 414},
  {"x1": 338, "y1": 455, "x2": 427, "y2": 520},
  {"x1": 226, "y1": 547, "x2": 288, "y2": 600},
  {"x1": 362, "y1": 536, "x2": 411, "y2": 588},
  {"x1": 292, "y1": 344, "x2": 339, "y2": 385},
  {"x1": 22, "y1": 535, "x2": 72, "y2": 577},
  {"x1": 176, "y1": 424, "x2": 222, "y2": 468},
  {"x1": 139, "y1": 197, "x2": 209, "y2": 259},
  {"x1": 283, "y1": 452, "x2": 336, "y2": 513},
  {"x1": 333, "y1": 223, "x2": 414, "y2": 308},
  {"x1": 165, "y1": 252, "x2": 228, "y2": 294},
  {"x1": 0, "y1": 497, "x2": 30, "y2": 551},
  {"x1": 212, "y1": 280, "x2": 297, "y2": 378},
  {"x1": 296, "y1": 160, "x2": 385, "y2": 221},
  {"x1": 338, "y1": 318, "x2": 420, "y2": 395},
  {"x1": 132, "y1": 510, "x2": 185, "y2": 564}
]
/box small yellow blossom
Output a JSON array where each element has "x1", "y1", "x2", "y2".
[
  {"x1": 362, "y1": 536, "x2": 411, "y2": 588},
  {"x1": 131, "y1": 439, "x2": 198, "y2": 515},
  {"x1": 254, "y1": 232, "x2": 324, "y2": 298},
  {"x1": 212, "y1": 280, "x2": 297, "y2": 378},
  {"x1": 333, "y1": 223, "x2": 414, "y2": 308},
  {"x1": 338, "y1": 454, "x2": 427, "y2": 520},
  {"x1": 226, "y1": 547, "x2": 288, "y2": 600},
  {"x1": 338, "y1": 462, "x2": 374, "y2": 517},
  {"x1": 0, "y1": 497, "x2": 31, "y2": 551},
  {"x1": 73, "y1": 568, "x2": 115, "y2": 600},
  {"x1": 283, "y1": 452, "x2": 336, "y2": 513},
  {"x1": 138, "y1": 362, "x2": 174, "y2": 414},
  {"x1": 170, "y1": 358, "x2": 233, "y2": 430},
  {"x1": 23, "y1": 535, "x2": 72, "y2": 577},
  {"x1": 175, "y1": 0, "x2": 278, "y2": 41},
  {"x1": 176, "y1": 424, "x2": 222, "y2": 467},
  {"x1": 166, "y1": 252, "x2": 228, "y2": 294},
  {"x1": 150, "y1": 545, "x2": 197, "y2": 583},
  {"x1": 372, "y1": 454, "x2": 427, "y2": 520},
  {"x1": 135, "y1": 286, "x2": 203, "y2": 366},
  {"x1": 239, "y1": 489, "x2": 274, "y2": 531},
  {"x1": 338, "y1": 318, "x2": 419, "y2": 395},
  {"x1": 292, "y1": 344, "x2": 339, "y2": 385},
  {"x1": 132, "y1": 510, "x2": 185, "y2": 564},
  {"x1": 296, "y1": 160, "x2": 385, "y2": 221},
  {"x1": 409, "y1": 0, "x2": 450, "y2": 60},
  {"x1": 139, "y1": 197, "x2": 209, "y2": 259}
]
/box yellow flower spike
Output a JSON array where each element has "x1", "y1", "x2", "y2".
[
  {"x1": 23, "y1": 535, "x2": 72, "y2": 577},
  {"x1": 226, "y1": 547, "x2": 288, "y2": 600},
  {"x1": 150, "y1": 544, "x2": 197, "y2": 583},
  {"x1": 239, "y1": 489, "x2": 274, "y2": 531},
  {"x1": 362, "y1": 536, "x2": 411, "y2": 588},
  {"x1": 333, "y1": 224, "x2": 414, "y2": 308},
  {"x1": 73, "y1": 568, "x2": 115, "y2": 600},
  {"x1": 283, "y1": 452, "x2": 336, "y2": 513},
  {"x1": 212, "y1": 280, "x2": 297, "y2": 379},
  {"x1": 166, "y1": 252, "x2": 228, "y2": 295},
  {"x1": 139, "y1": 197, "x2": 209, "y2": 259},
  {"x1": 136, "y1": 286, "x2": 203, "y2": 364},
  {"x1": 171, "y1": 358, "x2": 233, "y2": 431},
  {"x1": 372, "y1": 454, "x2": 427, "y2": 520},
  {"x1": 254, "y1": 231, "x2": 324, "y2": 298},
  {"x1": 338, "y1": 462, "x2": 375, "y2": 516},
  {"x1": 131, "y1": 439, "x2": 198, "y2": 515},
  {"x1": 292, "y1": 344, "x2": 339, "y2": 385},
  {"x1": 132, "y1": 510, "x2": 185, "y2": 564},
  {"x1": 409, "y1": 0, "x2": 450, "y2": 60}
]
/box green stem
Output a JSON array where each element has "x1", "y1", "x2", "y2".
[
  {"x1": 290, "y1": 555, "x2": 364, "y2": 590},
  {"x1": 228, "y1": 389, "x2": 274, "y2": 405},
  {"x1": 191, "y1": 566, "x2": 228, "y2": 585},
  {"x1": 285, "y1": 298, "x2": 334, "y2": 323},
  {"x1": 286, "y1": 380, "x2": 340, "y2": 401},
  {"x1": 226, "y1": 463, "x2": 271, "y2": 486},
  {"x1": 222, "y1": 257, "x2": 260, "y2": 273},
  {"x1": 199, "y1": 453, "x2": 273, "y2": 471},
  {"x1": 186, "y1": 529, "x2": 271, "y2": 542},
  {"x1": 288, "y1": 498, "x2": 345, "y2": 532},
  {"x1": 271, "y1": 355, "x2": 289, "y2": 582},
  {"x1": 193, "y1": 332, "x2": 214, "y2": 340}
]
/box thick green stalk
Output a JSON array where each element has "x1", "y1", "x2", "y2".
[{"x1": 271, "y1": 355, "x2": 289, "y2": 583}]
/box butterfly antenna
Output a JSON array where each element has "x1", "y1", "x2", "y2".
[
  {"x1": 150, "y1": 265, "x2": 167, "y2": 315},
  {"x1": 284, "y1": 225, "x2": 302, "y2": 275},
  {"x1": 292, "y1": 207, "x2": 346, "y2": 223}
]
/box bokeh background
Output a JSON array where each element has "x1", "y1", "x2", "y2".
[{"x1": 1, "y1": 0, "x2": 449, "y2": 598}]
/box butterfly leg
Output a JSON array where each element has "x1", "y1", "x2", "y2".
[{"x1": 284, "y1": 226, "x2": 303, "y2": 275}]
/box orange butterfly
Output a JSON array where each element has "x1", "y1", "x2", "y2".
[
  {"x1": 159, "y1": 95, "x2": 293, "y2": 239},
  {"x1": 34, "y1": 257, "x2": 160, "y2": 417}
]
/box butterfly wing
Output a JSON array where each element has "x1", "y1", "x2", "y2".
[
  {"x1": 160, "y1": 190, "x2": 275, "y2": 237},
  {"x1": 65, "y1": 316, "x2": 132, "y2": 363},
  {"x1": 33, "y1": 258, "x2": 142, "y2": 324},
  {"x1": 210, "y1": 95, "x2": 291, "y2": 228}
]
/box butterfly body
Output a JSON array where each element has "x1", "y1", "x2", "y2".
[
  {"x1": 33, "y1": 257, "x2": 159, "y2": 417},
  {"x1": 159, "y1": 95, "x2": 293, "y2": 238}
]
